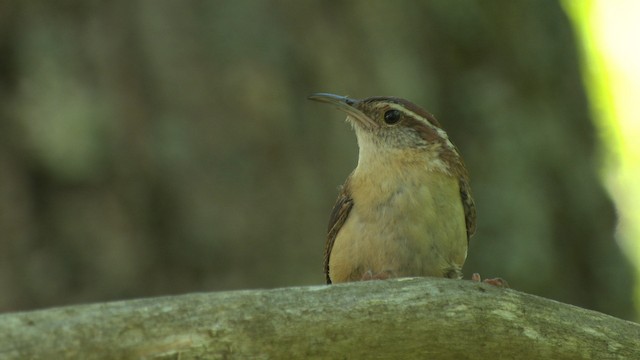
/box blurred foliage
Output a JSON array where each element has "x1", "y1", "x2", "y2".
[
  {"x1": 0, "y1": 0, "x2": 634, "y2": 319},
  {"x1": 564, "y1": 0, "x2": 640, "y2": 313}
]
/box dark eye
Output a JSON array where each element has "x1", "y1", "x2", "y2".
[{"x1": 383, "y1": 109, "x2": 401, "y2": 125}]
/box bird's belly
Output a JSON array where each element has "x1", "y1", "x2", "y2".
[{"x1": 329, "y1": 174, "x2": 467, "y2": 282}]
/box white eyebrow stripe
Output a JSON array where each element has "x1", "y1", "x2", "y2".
[{"x1": 386, "y1": 103, "x2": 457, "y2": 151}]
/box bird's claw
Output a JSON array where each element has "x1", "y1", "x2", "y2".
[
  {"x1": 361, "y1": 269, "x2": 395, "y2": 281},
  {"x1": 472, "y1": 273, "x2": 509, "y2": 288}
]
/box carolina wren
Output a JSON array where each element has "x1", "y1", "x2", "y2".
[{"x1": 309, "y1": 93, "x2": 476, "y2": 284}]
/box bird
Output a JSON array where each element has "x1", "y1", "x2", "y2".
[{"x1": 309, "y1": 93, "x2": 476, "y2": 285}]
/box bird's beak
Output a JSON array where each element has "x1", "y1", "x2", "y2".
[{"x1": 308, "y1": 93, "x2": 378, "y2": 129}]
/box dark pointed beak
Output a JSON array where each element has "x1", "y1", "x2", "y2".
[{"x1": 308, "y1": 93, "x2": 378, "y2": 129}]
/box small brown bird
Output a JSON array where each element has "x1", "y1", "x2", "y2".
[{"x1": 309, "y1": 93, "x2": 476, "y2": 284}]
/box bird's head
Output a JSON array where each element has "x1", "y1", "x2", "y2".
[{"x1": 308, "y1": 93, "x2": 461, "y2": 174}]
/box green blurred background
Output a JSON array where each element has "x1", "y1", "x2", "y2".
[{"x1": 0, "y1": 1, "x2": 637, "y2": 320}]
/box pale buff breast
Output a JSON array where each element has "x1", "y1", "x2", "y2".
[{"x1": 328, "y1": 165, "x2": 468, "y2": 283}]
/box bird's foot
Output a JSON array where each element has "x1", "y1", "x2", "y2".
[
  {"x1": 471, "y1": 273, "x2": 509, "y2": 288},
  {"x1": 361, "y1": 269, "x2": 396, "y2": 281}
]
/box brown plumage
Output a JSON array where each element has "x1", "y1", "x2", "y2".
[
  {"x1": 310, "y1": 93, "x2": 475, "y2": 284},
  {"x1": 324, "y1": 182, "x2": 353, "y2": 284}
]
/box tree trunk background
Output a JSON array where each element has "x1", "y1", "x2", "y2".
[
  {"x1": 0, "y1": 1, "x2": 635, "y2": 320},
  {"x1": 1, "y1": 278, "x2": 638, "y2": 360}
]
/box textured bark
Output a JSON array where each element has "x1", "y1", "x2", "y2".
[{"x1": 0, "y1": 278, "x2": 637, "y2": 360}]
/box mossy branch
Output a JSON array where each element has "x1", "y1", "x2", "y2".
[{"x1": 0, "y1": 278, "x2": 638, "y2": 359}]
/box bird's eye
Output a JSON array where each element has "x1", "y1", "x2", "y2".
[{"x1": 383, "y1": 109, "x2": 401, "y2": 125}]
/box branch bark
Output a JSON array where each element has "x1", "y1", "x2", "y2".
[{"x1": 0, "y1": 278, "x2": 637, "y2": 359}]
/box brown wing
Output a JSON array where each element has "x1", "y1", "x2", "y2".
[
  {"x1": 324, "y1": 179, "x2": 354, "y2": 284},
  {"x1": 459, "y1": 176, "x2": 476, "y2": 242}
]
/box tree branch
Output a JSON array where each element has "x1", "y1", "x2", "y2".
[{"x1": 0, "y1": 278, "x2": 638, "y2": 359}]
